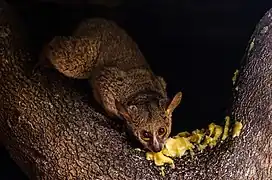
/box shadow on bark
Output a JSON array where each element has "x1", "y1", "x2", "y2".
[{"x1": 0, "y1": 4, "x2": 271, "y2": 180}]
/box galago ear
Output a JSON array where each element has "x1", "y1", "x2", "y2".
[
  {"x1": 115, "y1": 100, "x2": 138, "y2": 120},
  {"x1": 165, "y1": 92, "x2": 182, "y2": 116}
]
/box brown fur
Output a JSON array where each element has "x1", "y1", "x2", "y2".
[{"x1": 41, "y1": 18, "x2": 182, "y2": 152}]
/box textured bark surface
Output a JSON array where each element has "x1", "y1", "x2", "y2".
[{"x1": 0, "y1": 4, "x2": 271, "y2": 180}]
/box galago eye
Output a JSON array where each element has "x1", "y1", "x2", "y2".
[
  {"x1": 141, "y1": 130, "x2": 152, "y2": 141},
  {"x1": 158, "y1": 127, "x2": 167, "y2": 136}
]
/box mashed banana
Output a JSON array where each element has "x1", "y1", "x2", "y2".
[{"x1": 146, "y1": 116, "x2": 243, "y2": 171}]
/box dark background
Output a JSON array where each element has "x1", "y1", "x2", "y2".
[{"x1": 0, "y1": 0, "x2": 271, "y2": 179}]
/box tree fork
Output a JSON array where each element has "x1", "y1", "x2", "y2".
[{"x1": 0, "y1": 4, "x2": 271, "y2": 180}]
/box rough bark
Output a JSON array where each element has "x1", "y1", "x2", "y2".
[{"x1": 0, "y1": 4, "x2": 271, "y2": 180}]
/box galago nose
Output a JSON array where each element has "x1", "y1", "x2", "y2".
[
  {"x1": 151, "y1": 144, "x2": 163, "y2": 152},
  {"x1": 151, "y1": 138, "x2": 163, "y2": 152}
]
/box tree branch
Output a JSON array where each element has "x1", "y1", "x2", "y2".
[{"x1": 0, "y1": 5, "x2": 271, "y2": 180}]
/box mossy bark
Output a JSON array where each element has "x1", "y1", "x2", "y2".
[{"x1": 0, "y1": 4, "x2": 271, "y2": 180}]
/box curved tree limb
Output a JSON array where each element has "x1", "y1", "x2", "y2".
[{"x1": 0, "y1": 4, "x2": 271, "y2": 180}]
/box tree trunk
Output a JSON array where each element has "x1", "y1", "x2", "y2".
[{"x1": 0, "y1": 4, "x2": 271, "y2": 180}]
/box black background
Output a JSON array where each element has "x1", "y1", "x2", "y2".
[{"x1": 0, "y1": 1, "x2": 271, "y2": 179}]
